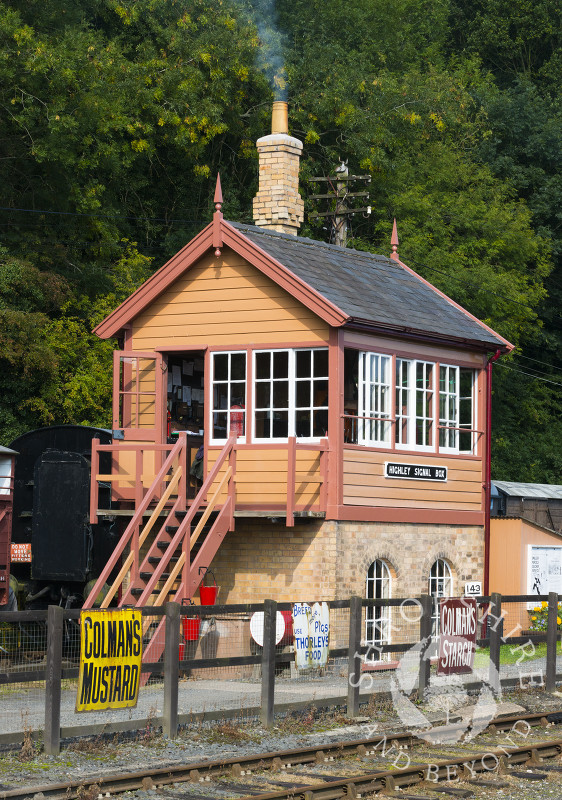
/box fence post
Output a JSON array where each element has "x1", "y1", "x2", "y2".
[
  {"x1": 44, "y1": 605, "x2": 64, "y2": 755},
  {"x1": 546, "y1": 591, "x2": 558, "y2": 693},
  {"x1": 347, "y1": 596, "x2": 363, "y2": 718},
  {"x1": 488, "y1": 592, "x2": 502, "y2": 694},
  {"x1": 163, "y1": 602, "x2": 180, "y2": 739},
  {"x1": 261, "y1": 599, "x2": 277, "y2": 728},
  {"x1": 418, "y1": 595, "x2": 432, "y2": 699}
]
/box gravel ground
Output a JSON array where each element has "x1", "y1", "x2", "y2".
[{"x1": 1, "y1": 687, "x2": 562, "y2": 800}]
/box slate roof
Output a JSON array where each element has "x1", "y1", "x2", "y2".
[
  {"x1": 229, "y1": 222, "x2": 507, "y2": 349},
  {"x1": 492, "y1": 481, "x2": 562, "y2": 500}
]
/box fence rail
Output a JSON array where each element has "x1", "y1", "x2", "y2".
[{"x1": 0, "y1": 592, "x2": 560, "y2": 753}]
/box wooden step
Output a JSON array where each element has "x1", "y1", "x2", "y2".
[{"x1": 148, "y1": 555, "x2": 179, "y2": 565}]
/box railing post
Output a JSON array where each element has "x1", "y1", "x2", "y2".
[
  {"x1": 347, "y1": 596, "x2": 363, "y2": 717},
  {"x1": 488, "y1": 592, "x2": 503, "y2": 695},
  {"x1": 178, "y1": 434, "x2": 187, "y2": 512},
  {"x1": 319, "y1": 439, "x2": 328, "y2": 513},
  {"x1": 228, "y1": 442, "x2": 236, "y2": 530},
  {"x1": 163, "y1": 602, "x2": 180, "y2": 738},
  {"x1": 261, "y1": 599, "x2": 277, "y2": 728},
  {"x1": 546, "y1": 591, "x2": 558, "y2": 693},
  {"x1": 418, "y1": 595, "x2": 432, "y2": 699},
  {"x1": 286, "y1": 436, "x2": 296, "y2": 527},
  {"x1": 44, "y1": 605, "x2": 64, "y2": 755},
  {"x1": 133, "y1": 449, "x2": 142, "y2": 583},
  {"x1": 89, "y1": 437, "x2": 100, "y2": 525}
]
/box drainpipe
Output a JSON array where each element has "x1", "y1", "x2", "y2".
[{"x1": 484, "y1": 349, "x2": 502, "y2": 596}]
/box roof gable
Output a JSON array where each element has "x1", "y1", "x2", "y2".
[{"x1": 94, "y1": 218, "x2": 511, "y2": 352}]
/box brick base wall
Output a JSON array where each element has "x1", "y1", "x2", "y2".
[{"x1": 206, "y1": 519, "x2": 484, "y2": 603}]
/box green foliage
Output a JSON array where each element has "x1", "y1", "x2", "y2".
[{"x1": 0, "y1": 0, "x2": 559, "y2": 481}]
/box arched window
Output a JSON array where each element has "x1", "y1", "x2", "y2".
[
  {"x1": 365, "y1": 560, "x2": 391, "y2": 661},
  {"x1": 428, "y1": 558, "x2": 452, "y2": 634}
]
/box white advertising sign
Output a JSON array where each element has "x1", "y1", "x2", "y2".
[
  {"x1": 527, "y1": 546, "x2": 562, "y2": 601},
  {"x1": 249, "y1": 611, "x2": 285, "y2": 647},
  {"x1": 292, "y1": 602, "x2": 330, "y2": 669}
]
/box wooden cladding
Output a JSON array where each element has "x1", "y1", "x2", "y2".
[
  {"x1": 343, "y1": 448, "x2": 483, "y2": 512},
  {"x1": 206, "y1": 447, "x2": 323, "y2": 509},
  {"x1": 132, "y1": 250, "x2": 328, "y2": 350}
]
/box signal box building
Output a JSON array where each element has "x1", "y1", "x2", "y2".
[{"x1": 85, "y1": 103, "x2": 512, "y2": 657}]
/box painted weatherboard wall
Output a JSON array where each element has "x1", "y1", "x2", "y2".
[
  {"x1": 489, "y1": 517, "x2": 562, "y2": 595},
  {"x1": 131, "y1": 248, "x2": 329, "y2": 350},
  {"x1": 342, "y1": 449, "x2": 483, "y2": 512},
  {"x1": 206, "y1": 446, "x2": 324, "y2": 510}
]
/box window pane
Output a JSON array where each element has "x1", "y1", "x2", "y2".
[
  {"x1": 314, "y1": 349, "x2": 329, "y2": 377},
  {"x1": 255, "y1": 352, "x2": 270, "y2": 379},
  {"x1": 231, "y1": 353, "x2": 245, "y2": 381},
  {"x1": 214, "y1": 382, "x2": 228, "y2": 410},
  {"x1": 273, "y1": 351, "x2": 288, "y2": 378},
  {"x1": 255, "y1": 382, "x2": 270, "y2": 408},
  {"x1": 296, "y1": 381, "x2": 311, "y2": 407},
  {"x1": 272, "y1": 380, "x2": 289, "y2": 408},
  {"x1": 314, "y1": 379, "x2": 329, "y2": 405},
  {"x1": 254, "y1": 410, "x2": 269, "y2": 438},
  {"x1": 213, "y1": 412, "x2": 227, "y2": 439},
  {"x1": 296, "y1": 409, "x2": 311, "y2": 437},
  {"x1": 296, "y1": 350, "x2": 311, "y2": 378},
  {"x1": 272, "y1": 411, "x2": 288, "y2": 437},
  {"x1": 313, "y1": 409, "x2": 328, "y2": 437},
  {"x1": 214, "y1": 353, "x2": 228, "y2": 381}
]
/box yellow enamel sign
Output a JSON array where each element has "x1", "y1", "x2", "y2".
[{"x1": 76, "y1": 608, "x2": 142, "y2": 712}]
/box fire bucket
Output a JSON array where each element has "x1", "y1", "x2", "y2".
[
  {"x1": 182, "y1": 616, "x2": 201, "y2": 641},
  {"x1": 198, "y1": 568, "x2": 219, "y2": 606},
  {"x1": 199, "y1": 585, "x2": 218, "y2": 605}
]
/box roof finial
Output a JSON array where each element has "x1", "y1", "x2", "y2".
[
  {"x1": 213, "y1": 173, "x2": 223, "y2": 257},
  {"x1": 390, "y1": 218, "x2": 399, "y2": 261}
]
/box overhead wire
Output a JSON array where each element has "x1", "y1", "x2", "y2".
[{"x1": 494, "y1": 362, "x2": 562, "y2": 388}]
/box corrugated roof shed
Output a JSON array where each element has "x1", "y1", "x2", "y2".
[
  {"x1": 492, "y1": 481, "x2": 562, "y2": 500},
  {"x1": 230, "y1": 222, "x2": 505, "y2": 349}
]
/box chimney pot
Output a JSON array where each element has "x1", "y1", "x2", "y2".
[{"x1": 271, "y1": 101, "x2": 289, "y2": 135}]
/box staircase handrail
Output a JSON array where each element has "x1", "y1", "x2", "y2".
[
  {"x1": 83, "y1": 433, "x2": 188, "y2": 609},
  {"x1": 136, "y1": 434, "x2": 236, "y2": 606}
]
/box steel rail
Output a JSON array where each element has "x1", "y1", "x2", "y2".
[{"x1": 1, "y1": 710, "x2": 562, "y2": 800}]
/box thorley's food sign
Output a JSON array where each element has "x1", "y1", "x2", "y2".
[
  {"x1": 437, "y1": 598, "x2": 478, "y2": 676},
  {"x1": 76, "y1": 608, "x2": 142, "y2": 712}
]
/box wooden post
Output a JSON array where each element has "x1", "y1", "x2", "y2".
[
  {"x1": 347, "y1": 596, "x2": 363, "y2": 717},
  {"x1": 286, "y1": 437, "x2": 296, "y2": 527},
  {"x1": 44, "y1": 605, "x2": 64, "y2": 755},
  {"x1": 260, "y1": 599, "x2": 277, "y2": 728},
  {"x1": 228, "y1": 443, "x2": 236, "y2": 530},
  {"x1": 89, "y1": 437, "x2": 100, "y2": 524},
  {"x1": 546, "y1": 591, "x2": 558, "y2": 693},
  {"x1": 418, "y1": 595, "x2": 432, "y2": 699},
  {"x1": 488, "y1": 592, "x2": 502, "y2": 695},
  {"x1": 163, "y1": 602, "x2": 180, "y2": 738}
]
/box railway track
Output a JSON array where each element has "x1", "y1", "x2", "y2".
[{"x1": 3, "y1": 710, "x2": 562, "y2": 800}]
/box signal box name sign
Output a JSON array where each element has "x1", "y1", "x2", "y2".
[
  {"x1": 385, "y1": 463, "x2": 447, "y2": 481},
  {"x1": 437, "y1": 598, "x2": 478, "y2": 676},
  {"x1": 76, "y1": 608, "x2": 142, "y2": 712}
]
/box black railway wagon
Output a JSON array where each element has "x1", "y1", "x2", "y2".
[{"x1": 9, "y1": 425, "x2": 117, "y2": 609}]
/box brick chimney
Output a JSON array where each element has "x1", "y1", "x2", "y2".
[{"x1": 252, "y1": 101, "x2": 304, "y2": 236}]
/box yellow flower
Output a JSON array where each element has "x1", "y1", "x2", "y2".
[
  {"x1": 534, "y1": 606, "x2": 541, "y2": 612},
  {"x1": 531, "y1": 616, "x2": 537, "y2": 621},
  {"x1": 542, "y1": 601, "x2": 548, "y2": 608},
  {"x1": 557, "y1": 617, "x2": 561, "y2": 625}
]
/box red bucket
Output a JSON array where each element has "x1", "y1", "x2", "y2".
[
  {"x1": 182, "y1": 616, "x2": 201, "y2": 641},
  {"x1": 199, "y1": 585, "x2": 218, "y2": 605}
]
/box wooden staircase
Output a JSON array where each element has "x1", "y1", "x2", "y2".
[{"x1": 83, "y1": 434, "x2": 237, "y2": 666}]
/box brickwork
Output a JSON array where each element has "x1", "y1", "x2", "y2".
[
  {"x1": 206, "y1": 518, "x2": 484, "y2": 603},
  {"x1": 252, "y1": 133, "x2": 304, "y2": 235}
]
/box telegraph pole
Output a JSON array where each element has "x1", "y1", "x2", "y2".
[{"x1": 309, "y1": 164, "x2": 371, "y2": 248}]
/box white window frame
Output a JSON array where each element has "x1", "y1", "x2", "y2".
[
  {"x1": 439, "y1": 364, "x2": 476, "y2": 455},
  {"x1": 358, "y1": 351, "x2": 392, "y2": 447},
  {"x1": 209, "y1": 350, "x2": 247, "y2": 445},
  {"x1": 252, "y1": 347, "x2": 329, "y2": 443},
  {"x1": 365, "y1": 559, "x2": 392, "y2": 662},
  {"x1": 395, "y1": 359, "x2": 435, "y2": 452},
  {"x1": 429, "y1": 558, "x2": 452, "y2": 635}
]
